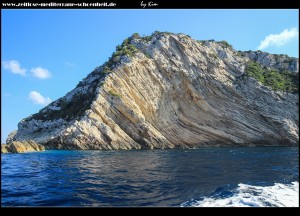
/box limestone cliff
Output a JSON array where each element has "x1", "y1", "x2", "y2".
[{"x1": 7, "y1": 32, "x2": 299, "y2": 149}]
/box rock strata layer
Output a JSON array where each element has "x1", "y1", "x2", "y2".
[
  {"x1": 7, "y1": 32, "x2": 299, "y2": 149},
  {"x1": 1, "y1": 140, "x2": 45, "y2": 153}
]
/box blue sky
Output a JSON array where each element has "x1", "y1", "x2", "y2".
[{"x1": 1, "y1": 9, "x2": 299, "y2": 143}]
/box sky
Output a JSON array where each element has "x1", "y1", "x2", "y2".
[{"x1": 1, "y1": 9, "x2": 299, "y2": 143}]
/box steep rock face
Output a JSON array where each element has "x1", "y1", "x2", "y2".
[
  {"x1": 1, "y1": 140, "x2": 45, "y2": 153},
  {"x1": 244, "y1": 50, "x2": 299, "y2": 72},
  {"x1": 8, "y1": 32, "x2": 299, "y2": 149}
]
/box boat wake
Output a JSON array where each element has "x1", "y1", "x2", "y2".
[{"x1": 181, "y1": 182, "x2": 299, "y2": 207}]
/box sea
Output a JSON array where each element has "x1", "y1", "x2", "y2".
[{"x1": 1, "y1": 147, "x2": 298, "y2": 207}]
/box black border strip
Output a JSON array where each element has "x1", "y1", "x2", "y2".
[{"x1": 1, "y1": 0, "x2": 299, "y2": 9}]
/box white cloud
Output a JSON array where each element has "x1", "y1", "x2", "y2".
[
  {"x1": 29, "y1": 91, "x2": 52, "y2": 106},
  {"x1": 65, "y1": 62, "x2": 75, "y2": 67},
  {"x1": 2, "y1": 60, "x2": 26, "y2": 76},
  {"x1": 31, "y1": 67, "x2": 51, "y2": 79},
  {"x1": 257, "y1": 28, "x2": 298, "y2": 50}
]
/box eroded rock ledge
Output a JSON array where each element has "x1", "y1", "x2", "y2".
[{"x1": 1, "y1": 140, "x2": 45, "y2": 153}]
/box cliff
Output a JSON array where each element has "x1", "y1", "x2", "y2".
[{"x1": 7, "y1": 32, "x2": 299, "y2": 150}]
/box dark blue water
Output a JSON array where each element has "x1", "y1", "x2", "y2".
[{"x1": 1, "y1": 147, "x2": 298, "y2": 206}]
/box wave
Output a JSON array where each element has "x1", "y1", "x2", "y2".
[{"x1": 181, "y1": 182, "x2": 299, "y2": 207}]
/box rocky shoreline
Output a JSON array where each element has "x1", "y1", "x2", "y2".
[{"x1": 1, "y1": 140, "x2": 45, "y2": 153}]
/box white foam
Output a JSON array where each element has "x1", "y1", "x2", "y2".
[{"x1": 181, "y1": 182, "x2": 299, "y2": 207}]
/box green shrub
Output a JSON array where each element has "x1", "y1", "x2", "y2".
[
  {"x1": 108, "y1": 90, "x2": 121, "y2": 98},
  {"x1": 104, "y1": 36, "x2": 138, "y2": 69},
  {"x1": 140, "y1": 31, "x2": 164, "y2": 42},
  {"x1": 141, "y1": 36, "x2": 152, "y2": 42},
  {"x1": 197, "y1": 40, "x2": 205, "y2": 45},
  {"x1": 139, "y1": 31, "x2": 174, "y2": 43},
  {"x1": 103, "y1": 66, "x2": 112, "y2": 74},
  {"x1": 245, "y1": 62, "x2": 265, "y2": 83},
  {"x1": 132, "y1": 33, "x2": 140, "y2": 39},
  {"x1": 237, "y1": 51, "x2": 245, "y2": 57},
  {"x1": 245, "y1": 62, "x2": 298, "y2": 93},
  {"x1": 145, "y1": 53, "x2": 151, "y2": 59},
  {"x1": 209, "y1": 52, "x2": 218, "y2": 59},
  {"x1": 219, "y1": 40, "x2": 232, "y2": 49}
]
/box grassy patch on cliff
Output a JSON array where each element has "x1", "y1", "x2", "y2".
[
  {"x1": 30, "y1": 73, "x2": 101, "y2": 122},
  {"x1": 197, "y1": 40, "x2": 206, "y2": 46},
  {"x1": 105, "y1": 35, "x2": 139, "y2": 70},
  {"x1": 219, "y1": 40, "x2": 233, "y2": 49},
  {"x1": 30, "y1": 91, "x2": 97, "y2": 122},
  {"x1": 245, "y1": 62, "x2": 298, "y2": 93},
  {"x1": 108, "y1": 90, "x2": 121, "y2": 98},
  {"x1": 134, "y1": 31, "x2": 173, "y2": 43}
]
